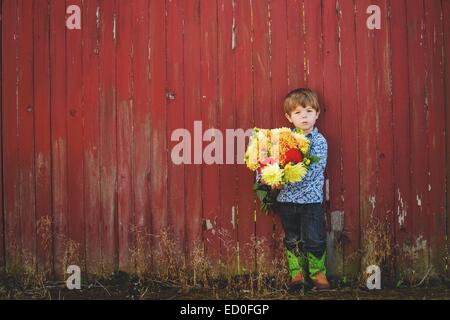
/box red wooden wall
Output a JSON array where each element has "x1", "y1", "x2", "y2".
[{"x1": 1, "y1": 0, "x2": 450, "y2": 279}]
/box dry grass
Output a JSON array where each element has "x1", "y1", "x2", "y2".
[
  {"x1": 61, "y1": 237, "x2": 82, "y2": 278},
  {"x1": 125, "y1": 227, "x2": 290, "y2": 295},
  {"x1": 153, "y1": 227, "x2": 186, "y2": 282},
  {"x1": 1, "y1": 217, "x2": 85, "y2": 298},
  {"x1": 129, "y1": 225, "x2": 151, "y2": 279},
  {"x1": 189, "y1": 241, "x2": 213, "y2": 287},
  {"x1": 269, "y1": 232, "x2": 290, "y2": 290},
  {"x1": 3, "y1": 247, "x2": 49, "y2": 299},
  {"x1": 2, "y1": 223, "x2": 449, "y2": 299},
  {"x1": 7, "y1": 215, "x2": 444, "y2": 299},
  {"x1": 36, "y1": 215, "x2": 53, "y2": 275},
  {"x1": 397, "y1": 236, "x2": 433, "y2": 287},
  {"x1": 37, "y1": 216, "x2": 52, "y2": 254},
  {"x1": 217, "y1": 228, "x2": 238, "y2": 277},
  {"x1": 359, "y1": 216, "x2": 395, "y2": 287}
]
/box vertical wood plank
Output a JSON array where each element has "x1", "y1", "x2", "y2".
[
  {"x1": 116, "y1": 0, "x2": 134, "y2": 272},
  {"x1": 389, "y1": 0, "x2": 413, "y2": 279},
  {"x1": 130, "y1": 0, "x2": 151, "y2": 267},
  {"x1": 406, "y1": 0, "x2": 430, "y2": 276},
  {"x1": 33, "y1": 0, "x2": 53, "y2": 273},
  {"x1": 83, "y1": 0, "x2": 102, "y2": 274},
  {"x1": 200, "y1": 0, "x2": 221, "y2": 264},
  {"x1": 424, "y1": 0, "x2": 447, "y2": 276},
  {"x1": 286, "y1": 0, "x2": 305, "y2": 90},
  {"x1": 270, "y1": 0, "x2": 288, "y2": 128},
  {"x1": 339, "y1": 0, "x2": 360, "y2": 277},
  {"x1": 50, "y1": 0, "x2": 68, "y2": 276},
  {"x1": 355, "y1": 0, "x2": 380, "y2": 272},
  {"x1": 372, "y1": 0, "x2": 395, "y2": 281},
  {"x1": 167, "y1": 0, "x2": 186, "y2": 254},
  {"x1": 235, "y1": 0, "x2": 255, "y2": 272},
  {"x1": 17, "y1": 0, "x2": 37, "y2": 271},
  {"x1": 2, "y1": 0, "x2": 21, "y2": 270},
  {"x1": 269, "y1": 0, "x2": 289, "y2": 266},
  {"x1": 323, "y1": 0, "x2": 344, "y2": 277},
  {"x1": 443, "y1": 0, "x2": 450, "y2": 277},
  {"x1": 65, "y1": 0, "x2": 85, "y2": 269},
  {"x1": 304, "y1": 0, "x2": 324, "y2": 100},
  {"x1": 98, "y1": 0, "x2": 117, "y2": 272},
  {"x1": 252, "y1": 0, "x2": 274, "y2": 264},
  {"x1": 217, "y1": 0, "x2": 238, "y2": 272},
  {"x1": 149, "y1": 0, "x2": 168, "y2": 245},
  {"x1": 183, "y1": 0, "x2": 203, "y2": 256},
  {"x1": 0, "y1": 0, "x2": 3, "y2": 270}
]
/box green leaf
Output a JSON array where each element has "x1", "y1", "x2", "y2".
[
  {"x1": 309, "y1": 154, "x2": 320, "y2": 163},
  {"x1": 256, "y1": 190, "x2": 267, "y2": 200},
  {"x1": 252, "y1": 183, "x2": 280, "y2": 214}
]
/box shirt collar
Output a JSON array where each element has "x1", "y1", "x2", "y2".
[{"x1": 307, "y1": 127, "x2": 318, "y2": 139}]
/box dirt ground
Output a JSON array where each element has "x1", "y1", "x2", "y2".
[
  {"x1": 2, "y1": 286, "x2": 450, "y2": 300},
  {"x1": 1, "y1": 271, "x2": 449, "y2": 300},
  {"x1": 43, "y1": 286, "x2": 449, "y2": 300}
]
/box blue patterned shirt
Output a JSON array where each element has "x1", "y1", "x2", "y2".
[{"x1": 256, "y1": 127, "x2": 328, "y2": 204}]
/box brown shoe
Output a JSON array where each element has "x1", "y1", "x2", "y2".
[
  {"x1": 311, "y1": 272, "x2": 330, "y2": 289},
  {"x1": 290, "y1": 272, "x2": 305, "y2": 286}
]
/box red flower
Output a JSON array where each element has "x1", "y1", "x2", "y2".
[{"x1": 284, "y1": 148, "x2": 303, "y2": 164}]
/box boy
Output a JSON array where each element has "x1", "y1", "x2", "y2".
[{"x1": 258, "y1": 88, "x2": 329, "y2": 289}]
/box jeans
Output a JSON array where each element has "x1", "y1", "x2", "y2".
[{"x1": 276, "y1": 202, "x2": 326, "y2": 259}]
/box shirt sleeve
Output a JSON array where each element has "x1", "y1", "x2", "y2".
[{"x1": 314, "y1": 136, "x2": 328, "y2": 173}]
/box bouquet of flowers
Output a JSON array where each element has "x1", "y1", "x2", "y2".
[{"x1": 244, "y1": 127, "x2": 320, "y2": 213}]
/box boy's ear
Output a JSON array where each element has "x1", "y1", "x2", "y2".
[{"x1": 285, "y1": 113, "x2": 292, "y2": 123}]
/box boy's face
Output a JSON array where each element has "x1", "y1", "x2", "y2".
[{"x1": 285, "y1": 104, "x2": 319, "y2": 134}]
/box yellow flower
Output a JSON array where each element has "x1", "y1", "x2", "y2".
[
  {"x1": 293, "y1": 132, "x2": 310, "y2": 151},
  {"x1": 245, "y1": 128, "x2": 267, "y2": 170},
  {"x1": 244, "y1": 138, "x2": 259, "y2": 171},
  {"x1": 304, "y1": 158, "x2": 311, "y2": 166},
  {"x1": 261, "y1": 163, "x2": 283, "y2": 187},
  {"x1": 270, "y1": 127, "x2": 291, "y2": 136},
  {"x1": 283, "y1": 162, "x2": 307, "y2": 183}
]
